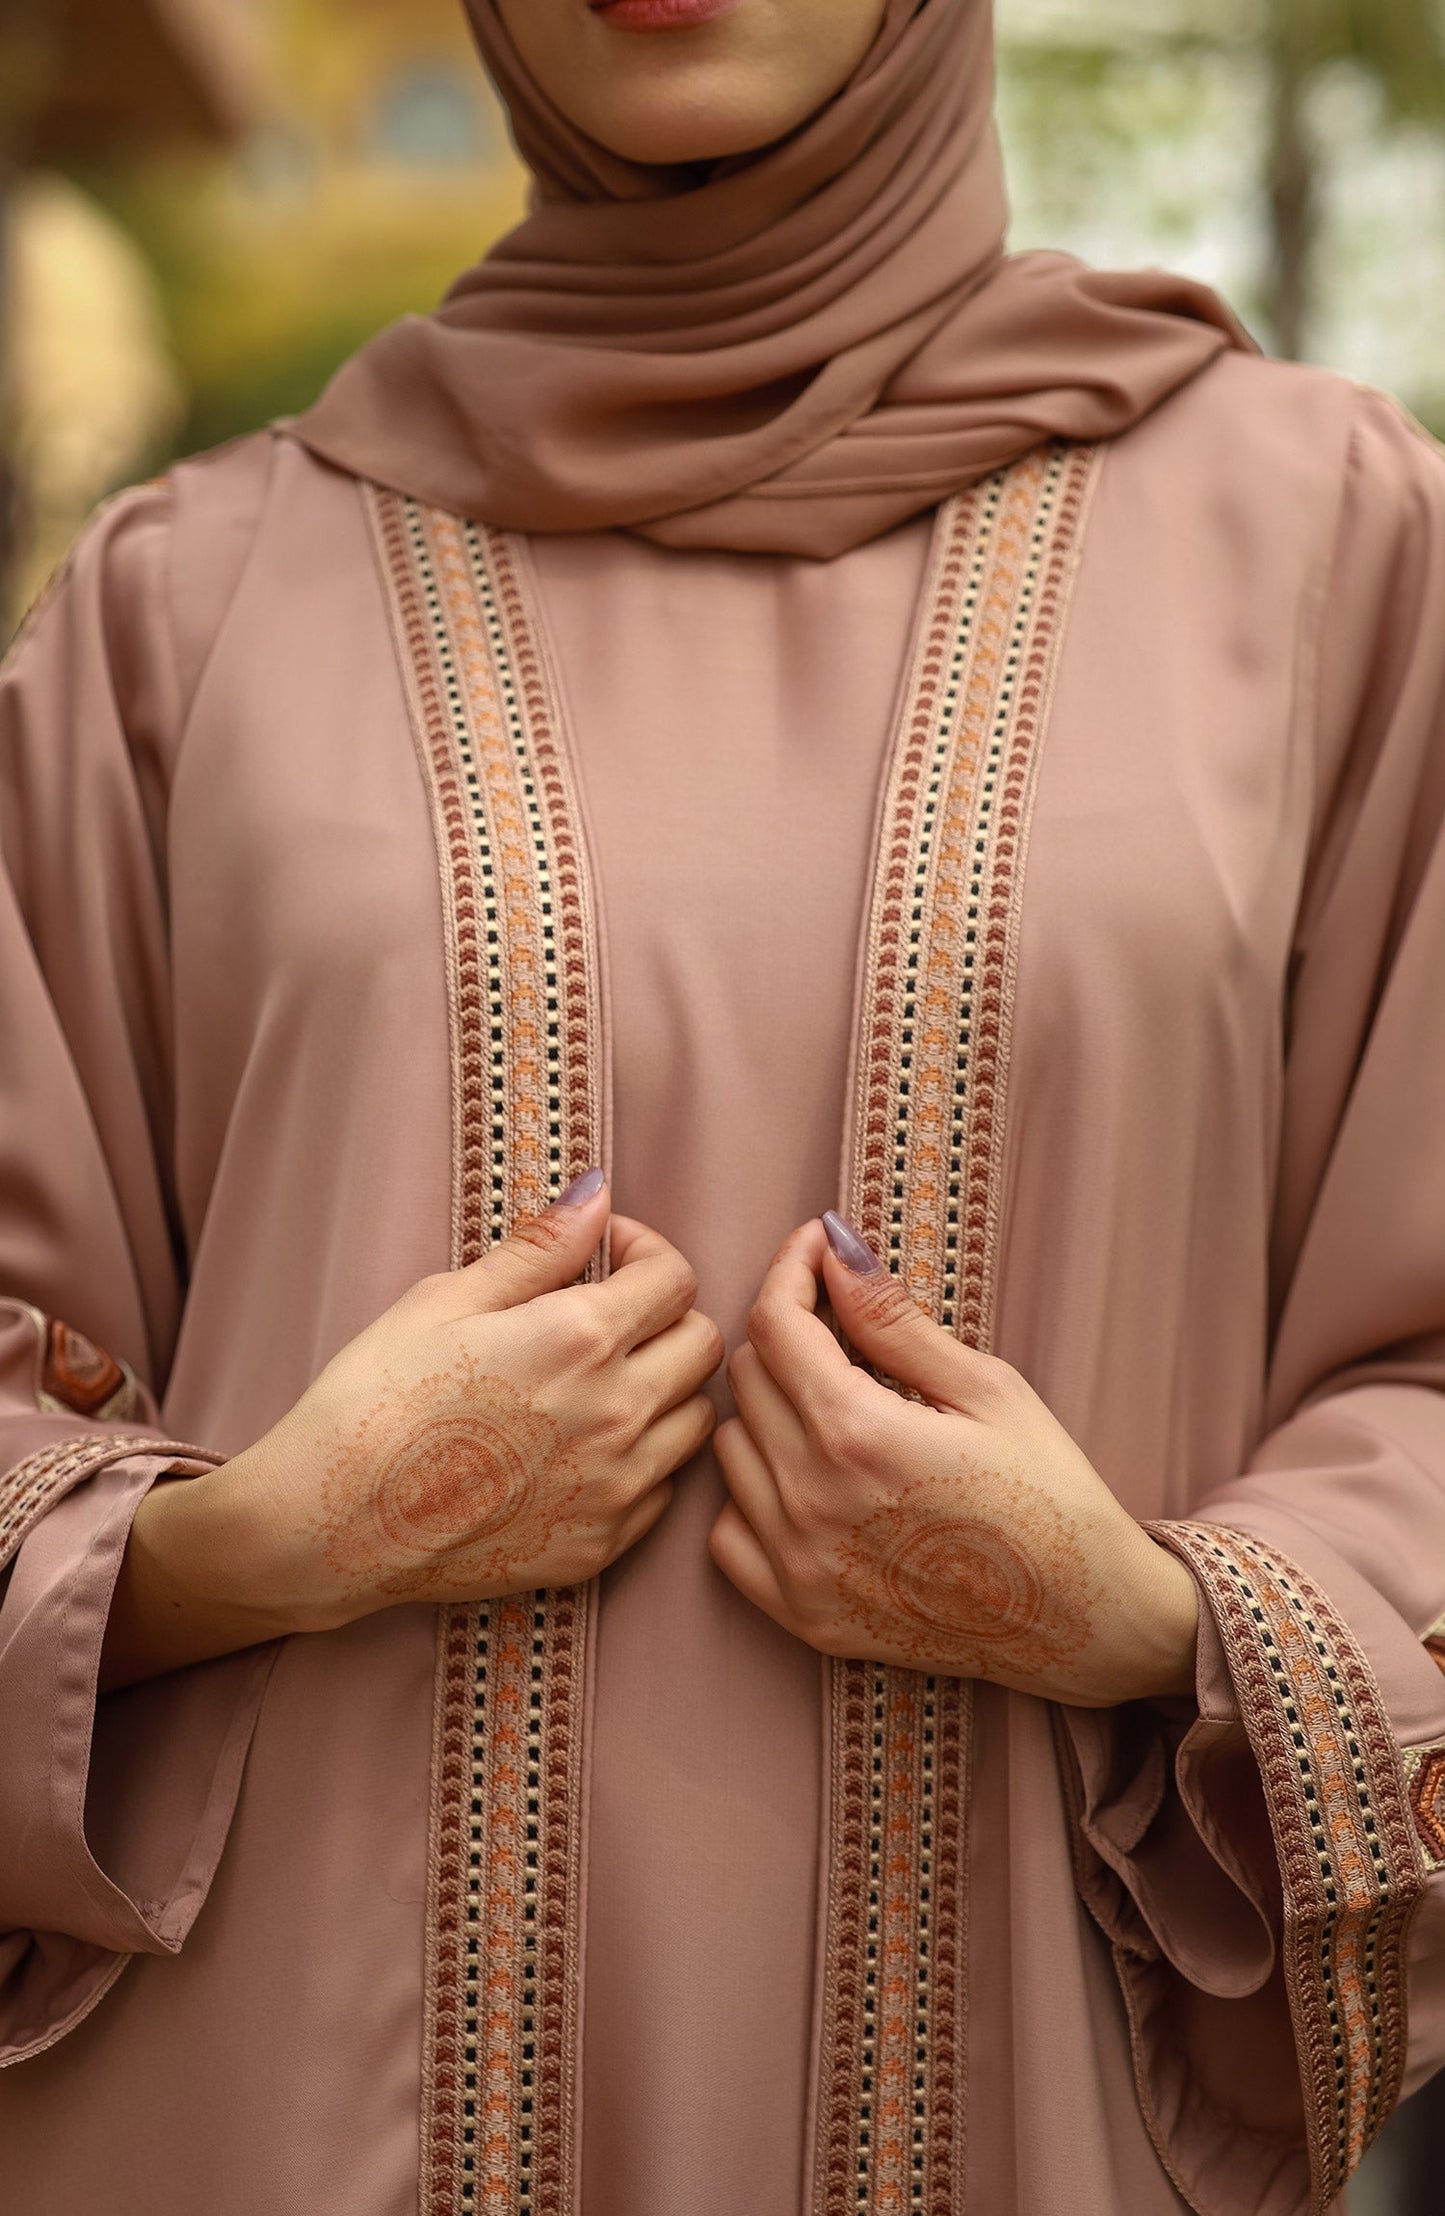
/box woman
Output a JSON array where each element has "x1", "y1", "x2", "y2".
[{"x1": 2, "y1": 0, "x2": 1444, "y2": 2209}]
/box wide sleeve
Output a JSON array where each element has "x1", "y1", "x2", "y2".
[
  {"x1": 0, "y1": 488, "x2": 277, "y2": 2067},
  {"x1": 1059, "y1": 386, "x2": 1445, "y2": 2216}
]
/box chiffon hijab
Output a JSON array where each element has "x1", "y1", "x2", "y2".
[{"x1": 290, "y1": 0, "x2": 1252, "y2": 555}]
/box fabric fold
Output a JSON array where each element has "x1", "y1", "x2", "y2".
[
  {"x1": 0, "y1": 1448, "x2": 277, "y2": 2061},
  {"x1": 1037, "y1": 378, "x2": 1445, "y2": 2216},
  {"x1": 0, "y1": 481, "x2": 275, "y2": 2069},
  {"x1": 1054, "y1": 1608, "x2": 1279, "y2": 2002},
  {"x1": 290, "y1": 0, "x2": 1249, "y2": 553}
]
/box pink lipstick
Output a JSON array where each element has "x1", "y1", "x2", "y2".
[{"x1": 588, "y1": 0, "x2": 743, "y2": 31}]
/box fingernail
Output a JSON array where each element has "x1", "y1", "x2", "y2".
[
  {"x1": 822, "y1": 1210, "x2": 882, "y2": 1275},
  {"x1": 556, "y1": 1166, "x2": 605, "y2": 1208}
]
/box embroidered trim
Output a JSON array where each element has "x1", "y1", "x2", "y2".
[
  {"x1": 816, "y1": 443, "x2": 1100, "y2": 2215},
  {"x1": 1405, "y1": 1745, "x2": 1445, "y2": 1874},
  {"x1": 1423, "y1": 1611, "x2": 1445, "y2": 1679},
  {"x1": 367, "y1": 490, "x2": 600, "y2": 2216},
  {"x1": 0, "y1": 1298, "x2": 148, "y2": 1425},
  {"x1": 1158, "y1": 1522, "x2": 1425, "y2": 2209},
  {"x1": 0, "y1": 1432, "x2": 214, "y2": 1571}
]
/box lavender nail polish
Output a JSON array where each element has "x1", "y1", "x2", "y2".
[
  {"x1": 823, "y1": 1210, "x2": 882, "y2": 1275},
  {"x1": 557, "y1": 1165, "x2": 605, "y2": 1208}
]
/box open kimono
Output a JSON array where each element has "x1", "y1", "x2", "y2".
[{"x1": 4, "y1": 4, "x2": 1445, "y2": 2213}]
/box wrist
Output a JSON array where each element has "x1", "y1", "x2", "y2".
[
  {"x1": 1076, "y1": 1529, "x2": 1199, "y2": 1708},
  {"x1": 1122, "y1": 1534, "x2": 1200, "y2": 1702},
  {"x1": 134, "y1": 1451, "x2": 345, "y2": 1645}
]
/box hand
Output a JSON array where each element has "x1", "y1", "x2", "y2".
[
  {"x1": 709, "y1": 1217, "x2": 1198, "y2": 1708},
  {"x1": 101, "y1": 1174, "x2": 722, "y2": 1690}
]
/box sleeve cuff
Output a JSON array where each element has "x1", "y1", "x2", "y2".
[
  {"x1": 1148, "y1": 1518, "x2": 1432, "y2": 2211},
  {"x1": 0, "y1": 1441, "x2": 278, "y2": 2060},
  {"x1": 1056, "y1": 1597, "x2": 1278, "y2": 1996}
]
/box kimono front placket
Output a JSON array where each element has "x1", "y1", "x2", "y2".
[{"x1": 366, "y1": 443, "x2": 1102, "y2": 2216}]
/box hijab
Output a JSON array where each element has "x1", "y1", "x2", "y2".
[{"x1": 289, "y1": 0, "x2": 1251, "y2": 557}]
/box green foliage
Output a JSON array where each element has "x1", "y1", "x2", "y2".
[
  {"x1": 999, "y1": 0, "x2": 1445, "y2": 361},
  {"x1": 1273, "y1": 0, "x2": 1445, "y2": 118}
]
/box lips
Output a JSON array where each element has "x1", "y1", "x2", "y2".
[{"x1": 588, "y1": 0, "x2": 744, "y2": 31}]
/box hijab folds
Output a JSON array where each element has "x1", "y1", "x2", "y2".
[{"x1": 291, "y1": 0, "x2": 1250, "y2": 556}]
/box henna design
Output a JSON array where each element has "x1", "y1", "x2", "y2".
[
  {"x1": 834, "y1": 1465, "x2": 1095, "y2": 1678},
  {"x1": 880, "y1": 1519, "x2": 1043, "y2": 1642},
  {"x1": 314, "y1": 1358, "x2": 583, "y2": 1601},
  {"x1": 372, "y1": 1413, "x2": 538, "y2": 1551}
]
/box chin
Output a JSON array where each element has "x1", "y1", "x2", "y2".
[{"x1": 579, "y1": 83, "x2": 810, "y2": 164}]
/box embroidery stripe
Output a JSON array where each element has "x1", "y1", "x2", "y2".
[
  {"x1": 1159, "y1": 1522, "x2": 1425, "y2": 2207},
  {"x1": 367, "y1": 490, "x2": 599, "y2": 2216},
  {"x1": 1423, "y1": 1611, "x2": 1445, "y2": 1681},
  {"x1": 1405, "y1": 1745, "x2": 1445, "y2": 1872},
  {"x1": 817, "y1": 443, "x2": 1100, "y2": 2216},
  {"x1": 0, "y1": 1433, "x2": 214, "y2": 1569}
]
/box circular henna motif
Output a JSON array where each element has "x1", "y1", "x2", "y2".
[
  {"x1": 881, "y1": 1519, "x2": 1044, "y2": 1644},
  {"x1": 374, "y1": 1415, "x2": 536, "y2": 1556}
]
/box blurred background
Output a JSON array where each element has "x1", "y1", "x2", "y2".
[
  {"x1": 0, "y1": 0, "x2": 1443, "y2": 2195},
  {"x1": 3, "y1": 0, "x2": 1445, "y2": 627},
  {"x1": 4, "y1": 0, "x2": 1445, "y2": 637}
]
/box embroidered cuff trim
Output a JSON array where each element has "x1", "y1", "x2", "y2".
[{"x1": 1156, "y1": 1520, "x2": 1425, "y2": 2212}]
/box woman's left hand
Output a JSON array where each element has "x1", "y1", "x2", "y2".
[{"x1": 709, "y1": 1217, "x2": 1199, "y2": 1708}]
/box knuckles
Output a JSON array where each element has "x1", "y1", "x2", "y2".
[
  {"x1": 546, "y1": 1295, "x2": 619, "y2": 1370},
  {"x1": 725, "y1": 1343, "x2": 757, "y2": 1400},
  {"x1": 589, "y1": 1386, "x2": 645, "y2": 1455},
  {"x1": 846, "y1": 1271, "x2": 919, "y2": 1333},
  {"x1": 582, "y1": 1465, "x2": 644, "y2": 1524},
  {"x1": 744, "y1": 1294, "x2": 788, "y2": 1359},
  {"x1": 684, "y1": 1393, "x2": 719, "y2": 1449},
  {"x1": 658, "y1": 1254, "x2": 700, "y2": 1321},
  {"x1": 811, "y1": 1379, "x2": 883, "y2": 1470},
  {"x1": 777, "y1": 1479, "x2": 836, "y2": 1543},
  {"x1": 952, "y1": 1343, "x2": 1017, "y2": 1413},
  {"x1": 695, "y1": 1316, "x2": 727, "y2": 1377},
  {"x1": 509, "y1": 1209, "x2": 574, "y2": 1260}
]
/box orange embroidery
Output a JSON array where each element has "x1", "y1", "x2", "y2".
[
  {"x1": 1424, "y1": 1620, "x2": 1445, "y2": 1680},
  {"x1": 816, "y1": 442, "x2": 1101, "y2": 2216},
  {"x1": 41, "y1": 1319, "x2": 126, "y2": 1415},
  {"x1": 1, "y1": 1433, "x2": 214, "y2": 1571},
  {"x1": 1406, "y1": 1744, "x2": 1445, "y2": 1872},
  {"x1": 1159, "y1": 1523, "x2": 1424, "y2": 2205},
  {"x1": 369, "y1": 490, "x2": 597, "y2": 2216},
  {"x1": 374, "y1": 447, "x2": 1101, "y2": 2216},
  {"x1": 3, "y1": 1297, "x2": 147, "y2": 1424}
]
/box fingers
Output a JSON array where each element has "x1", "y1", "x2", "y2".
[
  {"x1": 606, "y1": 1212, "x2": 662, "y2": 1274},
  {"x1": 726, "y1": 1342, "x2": 807, "y2": 1463},
  {"x1": 627, "y1": 1309, "x2": 726, "y2": 1413},
  {"x1": 638, "y1": 1390, "x2": 717, "y2": 1482},
  {"x1": 448, "y1": 1168, "x2": 610, "y2": 1316},
  {"x1": 820, "y1": 1211, "x2": 1001, "y2": 1415},
  {"x1": 743, "y1": 1220, "x2": 866, "y2": 1429},
  {"x1": 601, "y1": 1477, "x2": 675, "y2": 1567},
  {"x1": 707, "y1": 1501, "x2": 792, "y2": 1630},
  {"x1": 592, "y1": 1214, "x2": 702, "y2": 1351},
  {"x1": 713, "y1": 1413, "x2": 787, "y2": 1553}
]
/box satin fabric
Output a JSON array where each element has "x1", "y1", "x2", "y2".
[{"x1": 4, "y1": 363, "x2": 1445, "y2": 2215}]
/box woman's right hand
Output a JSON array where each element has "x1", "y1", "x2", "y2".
[{"x1": 101, "y1": 1174, "x2": 721, "y2": 1689}]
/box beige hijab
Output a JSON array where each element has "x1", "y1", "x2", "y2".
[{"x1": 290, "y1": 0, "x2": 1251, "y2": 556}]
